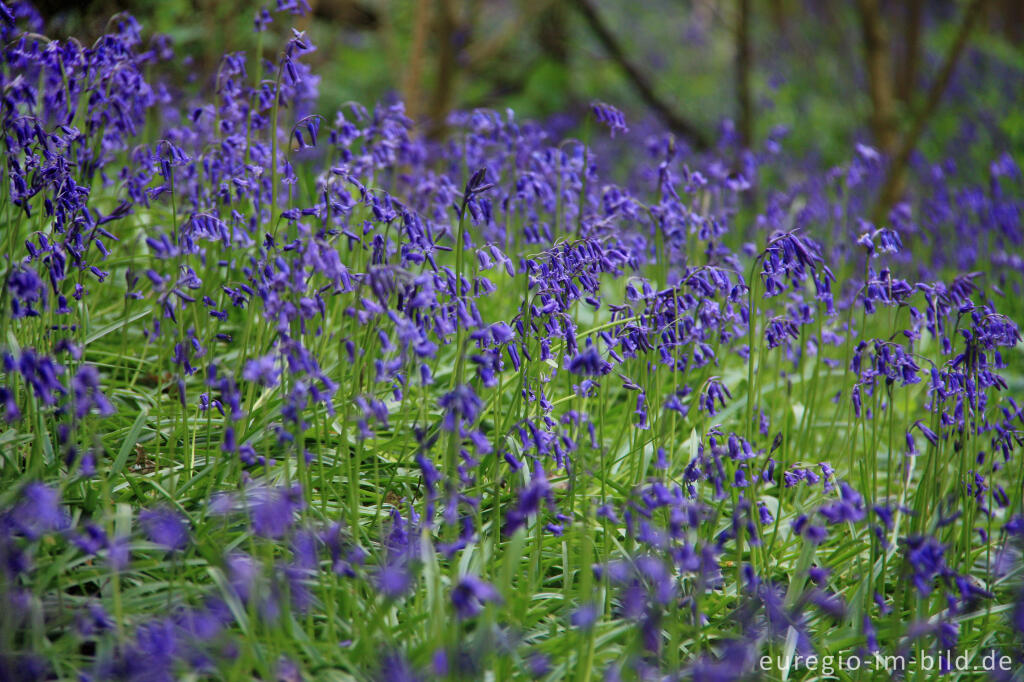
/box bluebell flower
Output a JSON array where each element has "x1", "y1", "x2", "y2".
[
  {"x1": 250, "y1": 485, "x2": 304, "y2": 539},
  {"x1": 11, "y1": 482, "x2": 66, "y2": 539},
  {"x1": 376, "y1": 560, "x2": 414, "y2": 600},
  {"x1": 439, "y1": 384, "x2": 481, "y2": 431},
  {"x1": 243, "y1": 354, "x2": 280, "y2": 387},
  {"x1": 570, "y1": 602, "x2": 598, "y2": 631},
  {"x1": 70, "y1": 365, "x2": 115, "y2": 419},
  {"x1": 505, "y1": 461, "x2": 555, "y2": 535},
  {"x1": 375, "y1": 652, "x2": 421, "y2": 682},
  {"x1": 591, "y1": 101, "x2": 628, "y2": 136},
  {"x1": 451, "y1": 574, "x2": 502, "y2": 618},
  {"x1": 139, "y1": 507, "x2": 189, "y2": 551}
]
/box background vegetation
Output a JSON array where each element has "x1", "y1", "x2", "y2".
[{"x1": 32, "y1": 0, "x2": 1024, "y2": 164}]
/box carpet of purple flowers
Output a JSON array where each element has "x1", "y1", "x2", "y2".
[{"x1": 1, "y1": 1, "x2": 1024, "y2": 680}]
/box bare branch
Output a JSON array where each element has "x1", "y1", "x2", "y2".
[
  {"x1": 571, "y1": 0, "x2": 710, "y2": 149},
  {"x1": 896, "y1": 0, "x2": 924, "y2": 102},
  {"x1": 873, "y1": 0, "x2": 987, "y2": 222}
]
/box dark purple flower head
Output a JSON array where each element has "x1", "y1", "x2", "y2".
[
  {"x1": 567, "y1": 346, "x2": 610, "y2": 376},
  {"x1": 526, "y1": 653, "x2": 550, "y2": 678},
  {"x1": 376, "y1": 652, "x2": 421, "y2": 682},
  {"x1": 71, "y1": 364, "x2": 116, "y2": 419},
  {"x1": 17, "y1": 350, "x2": 65, "y2": 406},
  {"x1": 134, "y1": 618, "x2": 179, "y2": 671},
  {"x1": 292, "y1": 115, "x2": 322, "y2": 150},
  {"x1": 276, "y1": 656, "x2": 302, "y2": 682},
  {"x1": 791, "y1": 514, "x2": 827, "y2": 544},
  {"x1": 902, "y1": 535, "x2": 949, "y2": 596},
  {"x1": 699, "y1": 378, "x2": 732, "y2": 416},
  {"x1": 11, "y1": 482, "x2": 67, "y2": 538},
  {"x1": 72, "y1": 523, "x2": 108, "y2": 555},
  {"x1": 376, "y1": 560, "x2": 414, "y2": 600},
  {"x1": 250, "y1": 485, "x2": 304, "y2": 539},
  {"x1": 254, "y1": 7, "x2": 273, "y2": 31},
  {"x1": 8, "y1": 265, "x2": 46, "y2": 318},
  {"x1": 807, "y1": 565, "x2": 830, "y2": 585},
  {"x1": 75, "y1": 602, "x2": 115, "y2": 637},
  {"x1": 243, "y1": 354, "x2": 280, "y2": 387},
  {"x1": 857, "y1": 227, "x2": 903, "y2": 257},
  {"x1": 139, "y1": 507, "x2": 189, "y2": 551},
  {"x1": 439, "y1": 384, "x2": 481, "y2": 431},
  {"x1": 591, "y1": 101, "x2": 628, "y2": 136},
  {"x1": 0, "y1": 386, "x2": 21, "y2": 422},
  {"x1": 451, "y1": 574, "x2": 502, "y2": 618},
  {"x1": 570, "y1": 602, "x2": 599, "y2": 630},
  {"x1": 107, "y1": 534, "x2": 132, "y2": 571},
  {"x1": 764, "y1": 316, "x2": 799, "y2": 349},
  {"x1": 759, "y1": 231, "x2": 822, "y2": 296},
  {"x1": 687, "y1": 639, "x2": 755, "y2": 681},
  {"x1": 818, "y1": 481, "x2": 865, "y2": 524},
  {"x1": 505, "y1": 460, "x2": 555, "y2": 535},
  {"x1": 463, "y1": 167, "x2": 495, "y2": 203}
]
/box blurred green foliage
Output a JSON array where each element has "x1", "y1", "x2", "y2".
[{"x1": 36, "y1": 0, "x2": 1024, "y2": 165}]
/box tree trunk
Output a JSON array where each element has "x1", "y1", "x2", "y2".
[
  {"x1": 856, "y1": 0, "x2": 899, "y2": 156},
  {"x1": 403, "y1": 0, "x2": 432, "y2": 121},
  {"x1": 896, "y1": 0, "x2": 923, "y2": 102},
  {"x1": 873, "y1": 0, "x2": 988, "y2": 221},
  {"x1": 538, "y1": 0, "x2": 570, "y2": 64},
  {"x1": 428, "y1": 0, "x2": 458, "y2": 138},
  {"x1": 735, "y1": 0, "x2": 753, "y2": 148}
]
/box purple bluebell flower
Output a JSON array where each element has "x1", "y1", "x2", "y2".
[
  {"x1": 505, "y1": 461, "x2": 555, "y2": 535},
  {"x1": 376, "y1": 560, "x2": 414, "y2": 600},
  {"x1": 11, "y1": 483, "x2": 66, "y2": 538},
  {"x1": 439, "y1": 384, "x2": 481, "y2": 431},
  {"x1": 70, "y1": 365, "x2": 116, "y2": 419},
  {"x1": 243, "y1": 355, "x2": 280, "y2": 387},
  {"x1": 567, "y1": 346, "x2": 610, "y2": 376},
  {"x1": 250, "y1": 485, "x2": 304, "y2": 539},
  {"x1": 139, "y1": 507, "x2": 189, "y2": 551},
  {"x1": 451, "y1": 574, "x2": 502, "y2": 618},
  {"x1": 570, "y1": 603, "x2": 599, "y2": 630},
  {"x1": 75, "y1": 602, "x2": 115, "y2": 637},
  {"x1": 591, "y1": 101, "x2": 628, "y2": 136},
  {"x1": 376, "y1": 652, "x2": 421, "y2": 682}
]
